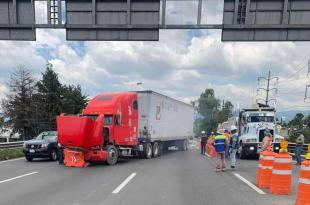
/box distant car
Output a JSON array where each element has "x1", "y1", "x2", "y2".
[{"x1": 23, "y1": 131, "x2": 58, "y2": 162}]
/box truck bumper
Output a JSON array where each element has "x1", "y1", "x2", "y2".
[{"x1": 242, "y1": 143, "x2": 259, "y2": 156}]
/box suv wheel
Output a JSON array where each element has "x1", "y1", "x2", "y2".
[
  {"x1": 50, "y1": 149, "x2": 58, "y2": 161},
  {"x1": 26, "y1": 156, "x2": 33, "y2": 162}
]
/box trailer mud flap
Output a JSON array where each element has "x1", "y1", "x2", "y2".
[{"x1": 64, "y1": 149, "x2": 88, "y2": 168}]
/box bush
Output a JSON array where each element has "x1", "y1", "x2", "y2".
[{"x1": 0, "y1": 148, "x2": 24, "y2": 161}]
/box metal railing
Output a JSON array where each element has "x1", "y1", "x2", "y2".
[
  {"x1": 0, "y1": 141, "x2": 24, "y2": 149},
  {"x1": 288, "y1": 143, "x2": 309, "y2": 157}
]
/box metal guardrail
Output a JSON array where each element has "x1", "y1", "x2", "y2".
[
  {"x1": 0, "y1": 141, "x2": 24, "y2": 149},
  {"x1": 288, "y1": 143, "x2": 308, "y2": 158}
]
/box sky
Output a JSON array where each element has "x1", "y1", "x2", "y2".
[{"x1": 0, "y1": 0, "x2": 310, "y2": 112}]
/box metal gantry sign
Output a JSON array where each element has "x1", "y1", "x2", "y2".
[
  {"x1": 1, "y1": 0, "x2": 310, "y2": 41},
  {"x1": 222, "y1": 0, "x2": 310, "y2": 41}
]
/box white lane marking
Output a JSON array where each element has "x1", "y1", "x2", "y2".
[
  {"x1": 233, "y1": 173, "x2": 266, "y2": 195},
  {"x1": 112, "y1": 173, "x2": 137, "y2": 194},
  {"x1": 0, "y1": 172, "x2": 38, "y2": 184},
  {"x1": 0, "y1": 157, "x2": 24, "y2": 164}
]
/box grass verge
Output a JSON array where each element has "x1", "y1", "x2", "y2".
[{"x1": 0, "y1": 148, "x2": 24, "y2": 161}]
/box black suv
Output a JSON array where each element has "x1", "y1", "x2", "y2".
[{"x1": 23, "y1": 131, "x2": 58, "y2": 162}]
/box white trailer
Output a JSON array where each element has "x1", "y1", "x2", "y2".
[{"x1": 137, "y1": 91, "x2": 194, "y2": 149}]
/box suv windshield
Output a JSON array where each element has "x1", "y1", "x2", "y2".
[{"x1": 36, "y1": 131, "x2": 57, "y2": 140}]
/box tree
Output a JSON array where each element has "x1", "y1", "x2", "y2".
[
  {"x1": 1, "y1": 67, "x2": 37, "y2": 139},
  {"x1": 61, "y1": 84, "x2": 88, "y2": 114},
  {"x1": 36, "y1": 63, "x2": 62, "y2": 130},
  {"x1": 288, "y1": 113, "x2": 304, "y2": 127},
  {"x1": 194, "y1": 88, "x2": 234, "y2": 135}
]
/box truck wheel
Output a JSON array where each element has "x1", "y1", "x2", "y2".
[
  {"x1": 152, "y1": 142, "x2": 160, "y2": 158},
  {"x1": 50, "y1": 149, "x2": 58, "y2": 161},
  {"x1": 239, "y1": 144, "x2": 246, "y2": 159},
  {"x1": 26, "y1": 156, "x2": 33, "y2": 162},
  {"x1": 106, "y1": 145, "x2": 119, "y2": 165},
  {"x1": 144, "y1": 143, "x2": 152, "y2": 159}
]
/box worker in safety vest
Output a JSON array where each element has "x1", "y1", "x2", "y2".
[{"x1": 213, "y1": 131, "x2": 227, "y2": 172}]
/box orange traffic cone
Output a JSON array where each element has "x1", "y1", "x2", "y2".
[
  {"x1": 295, "y1": 146, "x2": 310, "y2": 205},
  {"x1": 270, "y1": 140, "x2": 292, "y2": 195},
  {"x1": 257, "y1": 149, "x2": 275, "y2": 189}
]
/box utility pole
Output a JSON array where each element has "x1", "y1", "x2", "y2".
[
  {"x1": 257, "y1": 70, "x2": 278, "y2": 106},
  {"x1": 265, "y1": 70, "x2": 271, "y2": 105}
]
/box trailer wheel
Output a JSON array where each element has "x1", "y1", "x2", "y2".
[
  {"x1": 144, "y1": 143, "x2": 152, "y2": 159},
  {"x1": 152, "y1": 142, "x2": 160, "y2": 158},
  {"x1": 106, "y1": 145, "x2": 119, "y2": 165}
]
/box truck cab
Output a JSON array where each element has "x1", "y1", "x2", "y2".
[{"x1": 237, "y1": 108, "x2": 283, "y2": 158}]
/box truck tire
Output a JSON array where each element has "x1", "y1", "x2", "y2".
[
  {"x1": 50, "y1": 149, "x2": 58, "y2": 161},
  {"x1": 152, "y1": 142, "x2": 160, "y2": 158},
  {"x1": 106, "y1": 145, "x2": 119, "y2": 165},
  {"x1": 144, "y1": 143, "x2": 152, "y2": 159},
  {"x1": 238, "y1": 143, "x2": 246, "y2": 159}
]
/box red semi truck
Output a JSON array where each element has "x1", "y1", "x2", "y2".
[{"x1": 57, "y1": 90, "x2": 194, "y2": 167}]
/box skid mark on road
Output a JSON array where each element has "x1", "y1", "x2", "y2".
[
  {"x1": 0, "y1": 172, "x2": 38, "y2": 184},
  {"x1": 233, "y1": 172, "x2": 266, "y2": 195},
  {"x1": 112, "y1": 173, "x2": 137, "y2": 194}
]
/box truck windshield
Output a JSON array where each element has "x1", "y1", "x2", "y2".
[
  {"x1": 248, "y1": 116, "x2": 274, "y2": 123},
  {"x1": 104, "y1": 115, "x2": 113, "y2": 125}
]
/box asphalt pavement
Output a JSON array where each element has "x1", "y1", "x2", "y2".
[{"x1": 0, "y1": 142, "x2": 299, "y2": 205}]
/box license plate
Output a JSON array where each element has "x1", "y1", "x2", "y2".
[{"x1": 29, "y1": 149, "x2": 35, "y2": 153}]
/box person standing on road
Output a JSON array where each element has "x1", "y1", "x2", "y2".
[
  {"x1": 213, "y1": 132, "x2": 227, "y2": 171},
  {"x1": 295, "y1": 129, "x2": 305, "y2": 165},
  {"x1": 200, "y1": 131, "x2": 207, "y2": 155},
  {"x1": 261, "y1": 130, "x2": 272, "y2": 151},
  {"x1": 229, "y1": 126, "x2": 239, "y2": 169},
  {"x1": 57, "y1": 142, "x2": 64, "y2": 165},
  {"x1": 223, "y1": 130, "x2": 231, "y2": 158}
]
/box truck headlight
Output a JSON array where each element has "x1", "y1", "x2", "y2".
[{"x1": 23, "y1": 143, "x2": 26, "y2": 149}]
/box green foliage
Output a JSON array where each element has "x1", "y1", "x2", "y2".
[
  {"x1": 287, "y1": 113, "x2": 310, "y2": 143},
  {"x1": 1, "y1": 63, "x2": 88, "y2": 140},
  {"x1": 36, "y1": 63, "x2": 62, "y2": 124},
  {"x1": 0, "y1": 148, "x2": 23, "y2": 161},
  {"x1": 1, "y1": 67, "x2": 38, "y2": 139},
  {"x1": 195, "y1": 88, "x2": 233, "y2": 135},
  {"x1": 61, "y1": 85, "x2": 88, "y2": 114}
]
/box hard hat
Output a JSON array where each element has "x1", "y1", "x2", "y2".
[
  {"x1": 201, "y1": 131, "x2": 206, "y2": 134},
  {"x1": 230, "y1": 125, "x2": 237, "y2": 131}
]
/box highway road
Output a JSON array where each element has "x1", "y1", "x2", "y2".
[{"x1": 0, "y1": 142, "x2": 299, "y2": 205}]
